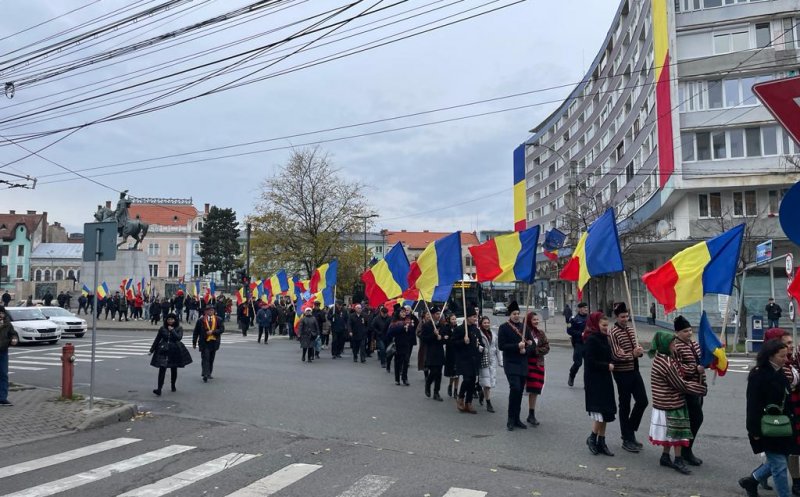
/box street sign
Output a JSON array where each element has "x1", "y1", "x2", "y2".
[
  {"x1": 753, "y1": 75, "x2": 800, "y2": 144},
  {"x1": 82, "y1": 222, "x2": 117, "y2": 262},
  {"x1": 787, "y1": 254, "x2": 794, "y2": 277},
  {"x1": 780, "y1": 182, "x2": 800, "y2": 246},
  {"x1": 756, "y1": 240, "x2": 773, "y2": 264}
]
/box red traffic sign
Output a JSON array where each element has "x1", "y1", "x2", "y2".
[{"x1": 753, "y1": 76, "x2": 800, "y2": 145}]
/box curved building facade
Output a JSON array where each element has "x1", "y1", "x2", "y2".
[{"x1": 515, "y1": 0, "x2": 800, "y2": 324}]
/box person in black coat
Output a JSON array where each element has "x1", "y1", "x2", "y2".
[
  {"x1": 583, "y1": 311, "x2": 617, "y2": 457},
  {"x1": 149, "y1": 299, "x2": 162, "y2": 325},
  {"x1": 386, "y1": 309, "x2": 417, "y2": 385},
  {"x1": 149, "y1": 313, "x2": 192, "y2": 395},
  {"x1": 452, "y1": 306, "x2": 482, "y2": 414},
  {"x1": 371, "y1": 306, "x2": 392, "y2": 367},
  {"x1": 420, "y1": 306, "x2": 445, "y2": 401},
  {"x1": 348, "y1": 304, "x2": 369, "y2": 363},
  {"x1": 498, "y1": 301, "x2": 534, "y2": 431},
  {"x1": 298, "y1": 308, "x2": 320, "y2": 363},
  {"x1": 328, "y1": 303, "x2": 348, "y2": 358},
  {"x1": 739, "y1": 339, "x2": 794, "y2": 497},
  {"x1": 192, "y1": 305, "x2": 224, "y2": 382}
]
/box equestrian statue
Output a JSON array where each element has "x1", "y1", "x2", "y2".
[{"x1": 93, "y1": 190, "x2": 149, "y2": 249}]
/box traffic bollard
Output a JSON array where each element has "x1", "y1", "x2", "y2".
[{"x1": 61, "y1": 343, "x2": 75, "y2": 399}]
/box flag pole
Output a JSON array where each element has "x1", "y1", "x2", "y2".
[
  {"x1": 622, "y1": 271, "x2": 639, "y2": 343},
  {"x1": 522, "y1": 283, "x2": 532, "y2": 338},
  {"x1": 418, "y1": 291, "x2": 438, "y2": 334},
  {"x1": 461, "y1": 281, "x2": 469, "y2": 336}
]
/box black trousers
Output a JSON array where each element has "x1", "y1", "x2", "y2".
[
  {"x1": 569, "y1": 343, "x2": 584, "y2": 378},
  {"x1": 686, "y1": 394, "x2": 704, "y2": 449},
  {"x1": 320, "y1": 333, "x2": 329, "y2": 346},
  {"x1": 240, "y1": 321, "x2": 249, "y2": 336},
  {"x1": 157, "y1": 367, "x2": 177, "y2": 389},
  {"x1": 426, "y1": 365, "x2": 442, "y2": 394},
  {"x1": 200, "y1": 348, "x2": 217, "y2": 378},
  {"x1": 302, "y1": 347, "x2": 314, "y2": 361},
  {"x1": 613, "y1": 370, "x2": 649, "y2": 441},
  {"x1": 395, "y1": 351, "x2": 410, "y2": 382},
  {"x1": 351, "y1": 338, "x2": 365, "y2": 362},
  {"x1": 505, "y1": 372, "x2": 526, "y2": 421},
  {"x1": 332, "y1": 333, "x2": 345, "y2": 356},
  {"x1": 258, "y1": 326, "x2": 269, "y2": 343},
  {"x1": 459, "y1": 374, "x2": 477, "y2": 403}
]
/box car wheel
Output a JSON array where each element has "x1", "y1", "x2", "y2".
[
  {"x1": 75, "y1": 333, "x2": 85, "y2": 338},
  {"x1": 48, "y1": 340, "x2": 58, "y2": 345}
]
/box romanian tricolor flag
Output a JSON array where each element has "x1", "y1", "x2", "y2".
[
  {"x1": 513, "y1": 144, "x2": 526, "y2": 232},
  {"x1": 698, "y1": 310, "x2": 728, "y2": 376},
  {"x1": 542, "y1": 228, "x2": 566, "y2": 261},
  {"x1": 401, "y1": 283, "x2": 452, "y2": 303},
  {"x1": 469, "y1": 226, "x2": 539, "y2": 283},
  {"x1": 193, "y1": 280, "x2": 201, "y2": 298},
  {"x1": 642, "y1": 224, "x2": 744, "y2": 314},
  {"x1": 652, "y1": 0, "x2": 675, "y2": 187},
  {"x1": 263, "y1": 270, "x2": 294, "y2": 302},
  {"x1": 559, "y1": 208, "x2": 624, "y2": 298},
  {"x1": 362, "y1": 242, "x2": 410, "y2": 306},
  {"x1": 236, "y1": 287, "x2": 245, "y2": 305},
  {"x1": 81, "y1": 284, "x2": 90, "y2": 297},
  {"x1": 97, "y1": 282, "x2": 109, "y2": 299},
  {"x1": 407, "y1": 232, "x2": 463, "y2": 302},
  {"x1": 124, "y1": 278, "x2": 135, "y2": 300},
  {"x1": 310, "y1": 260, "x2": 337, "y2": 306},
  {"x1": 140, "y1": 277, "x2": 146, "y2": 296}
]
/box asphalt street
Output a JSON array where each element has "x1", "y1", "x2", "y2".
[{"x1": 2, "y1": 318, "x2": 759, "y2": 497}]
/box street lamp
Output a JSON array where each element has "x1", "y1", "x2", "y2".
[{"x1": 354, "y1": 214, "x2": 379, "y2": 270}]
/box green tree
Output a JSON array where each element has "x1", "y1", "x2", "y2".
[
  {"x1": 248, "y1": 146, "x2": 372, "y2": 294},
  {"x1": 199, "y1": 206, "x2": 241, "y2": 288}
]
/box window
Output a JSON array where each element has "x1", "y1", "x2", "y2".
[
  {"x1": 16, "y1": 265, "x2": 23, "y2": 279},
  {"x1": 168, "y1": 243, "x2": 180, "y2": 256},
  {"x1": 696, "y1": 132, "x2": 711, "y2": 160},
  {"x1": 724, "y1": 79, "x2": 740, "y2": 107},
  {"x1": 733, "y1": 190, "x2": 757, "y2": 216},
  {"x1": 762, "y1": 125, "x2": 778, "y2": 155},
  {"x1": 769, "y1": 189, "x2": 787, "y2": 214},
  {"x1": 55, "y1": 269, "x2": 63, "y2": 280},
  {"x1": 34, "y1": 269, "x2": 42, "y2": 281},
  {"x1": 610, "y1": 179, "x2": 618, "y2": 198},
  {"x1": 714, "y1": 34, "x2": 731, "y2": 54},
  {"x1": 712, "y1": 132, "x2": 727, "y2": 159},
  {"x1": 194, "y1": 243, "x2": 201, "y2": 255},
  {"x1": 0, "y1": 245, "x2": 7, "y2": 258},
  {"x1": 465, "y1": 256, "x2": 474, "y2": 267},
  {"x1": 0, "y1": 265, "x2": 6, "y2": 280},
  {"x1": 755, "y1": 22, "x2": 771, "y2": 48},
  {"x1": 745, "y1": 128, "x2": 761, "y2": 157},
  {"x1": 729, "y1": 129, "x2": 745, "y2": 157},
  {"x1": 193, "y1": 263, "x2": 202, "y2": 278},
  {"x1": 44, "y1": 269, "x2": 51, "y2": 281},
  {"x1": 168, "y1": 264, "x2": 179, "y2": 278},
  {"x1": 708, "y1": 80, "x2": 723, "y2": 109},
  {"x1": 149, "y1": 264, "x2": 159, "y2": 278},
  {"x1": 148, "y1": 243, "x2": 160, "y2": 256},
  {"x1": 732, "y1": 31, "x2": 749, "y2": 51},
  {"x1": 626, "y1": 162, "x2": 634, "y2": 182}
]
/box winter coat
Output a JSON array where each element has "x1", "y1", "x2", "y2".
[
  {"x1": 0, "y1": 320, "x2": 19, "y2": 351},
  {"x1": 766, "y1": 303, "x2": 783, "y2": 321},
  {"x1": 192, "y1": 316, "x2": 224, "y2": 351},
  {"x1": 567, "y1": 313, "x2": 587, "y2": 346},
  {"x1": 257, "y1": 307, "x2": 273, "y2": 327},
  {"x1": 329, "y1": 309, "x2": 348, "y2": 334},
  {"x1": 371, "y1": 314, "x2": 391, "y2": 341},
  {"x1": 583, "y1": 332, "x2": 617, "y2": 416},
  {"x1": 149, "y1": 325, "x2": 192, "y2": 368},
  {"x1": 420, "y1": 321, "x2": 446, "y2": 367},
  {"x1": 298, "y1": 315, "x2": 319, "y2": 348},
  {"x1": 348, "y1": 312, "x2": 368, "y2": 341},
  {"x1": 498, "y1": 321, "x2": 533, "y2": 377},
  {"x1": 478, "y1": 327, "x2": 501, "y2": 388},
  {"x1": 387, "y1": 321, "x2": 417, "y2": 355},
  {"x1": 149, "y1": 301, "x2": 161, "y2": 318},
  {"x1": 452, "y1": 323, "x2": 482, "y2": 377},
  {"x1": 747, "y1": 364, "x2": 795, "y2": 455}
]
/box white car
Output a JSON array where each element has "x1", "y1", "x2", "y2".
[
  {"x1": 4, "y1": 307, "x2": 61, "y2": 344},
  {"x1": 40, "y1": 306, "x2": 87, "y2": 338}
]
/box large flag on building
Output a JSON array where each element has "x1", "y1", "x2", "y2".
[
  {"x1": 698, "y1": 310, "x2": 728, "y2": 376},
  {"x1": 642, "y1": 224, "x2": 744, "y2": 313},
  {"x1": 513, "y1": 144, "x2": 526, "y2": 231},
  {"x1": 469, "y1": 226, "x2": 540, "y2": 283},
  {"x1": 96, "y1": 282, "x2": 109, "y2": 299},
  {"x1": 542, "y1": 228, "x2": 567, "y2": 261},
  {"x1": 310, "y1": 260, "x2": 338, "y2": 306},
  {"x1": 407, "y1": 232, "x2": 463, "y2": 302},
  {"x1": 362, "y1": 242, "x2": 410, "y2": 305},
  {"x1": 559, "y1": 208, "x2": 624, "y2": 298}
]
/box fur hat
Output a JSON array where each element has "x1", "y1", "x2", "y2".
[
  {"x1": 674, "y1": 315, "x2": 691, "y2": 332},
  {"x1": 466, "y1": 306, "x2": 478, "y2": 318},
  {"x1": 613, "y1": 301, "x2": 629, "y2": 316},
  {"x1": 429, "y1": 305, "x2": 441, "y2": 314},
  {"x1": 507, "y1": 301, "x2": 520, "y2": 314}
]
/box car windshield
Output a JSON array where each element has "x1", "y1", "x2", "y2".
[
  {"x1": 42, "y1": 307, "x2": 74, "y2": 317},
  {"x1": 7, "y1": 308, "x2": 47, "y2": 321}
]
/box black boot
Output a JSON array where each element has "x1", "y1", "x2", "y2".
[
  {"x1": 672, "y1": 457, "x2": 691, "y2": 475},
  {"x1": 153, "y1": 388, "x2": 161, "y2": 396},
  {"x1": 425, "y1": 383, "x2": 431, "y2": 398},
  {"x1": 597, "y1": 436, "x2": 614, "y2": 456},
  {"x1": 513, "y1": 419, "x2": 527, "y2": 429},
  {"x1": 526, "y1": 409, "x2": 539, "y2": 426},
  {"x1": 478, "y1": 387, "x2": 484, "y2": 406},
  {"x1": 622, "y1": 439, "x2": 641, "y2": 453},
  {"x1": 433, "y1": 392, "x2": 443, "y2": 401},
  {"x1": 586, "y1": 433, "x2": 599, "y2": 455},
  {"x1": 683, "y1": 447, "x2": 702, "y2": 466},
  {"x1": 486, "y1": 399, "x2": 495, "y2": 413},
  {"x1": 568, "y1": 374, "x2": 575, "y2": 387},
  {"x1": 171, "y1": 383, "x2": 176, "y2": 392},
  {"x1": 660, "y1": 452, "x2": 673, "y2": 468},
  {"x1": 738, "y1": 476, "x2": 760, "y2": 497},
  {"x1": 790, "y1": 478, "x2": 800, "y2": 496},
  {"x1": 507, "y1": 418, "x2": 515, "y2": 431},
  {"x1": 447, "y1": 384, "x2": 452, "y2": 397}
]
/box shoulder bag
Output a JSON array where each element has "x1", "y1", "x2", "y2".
[{"x1": 761, "y1": 391, "x2": 792, "y2": 438}]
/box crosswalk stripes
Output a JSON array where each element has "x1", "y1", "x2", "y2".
[
  {"x1": 336, "y1": 475, "x2": 396, "y2": 497},
  {"x1": 0, "y1": 438, "x2": 140, "y2": 479},
  {"x1": 117, "y1": 452, "x2": 259, "y2": 497},
  {"x1": 224, "y1": 463, "x2": 322, "y2": 497},
  {"x1": 2, "y1": 445, "x2": 194, "y2": 497},
  {"x1": 442, "y1": 489, "x2": 488, "y2": 497}
]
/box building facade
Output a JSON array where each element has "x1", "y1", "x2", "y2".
[
  {"x1": 515, "y1": 0, "x2": 800, "y2": 325},
  {"x1": 0, "y1": 210, "x2": 49, "y2": 290},
  {"x1": 30, "y1": 243, "x2": 82, "y2": 284}
]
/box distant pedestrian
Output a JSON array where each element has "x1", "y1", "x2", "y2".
[
  {"x1": 371, "y1": 305, "x2": 391, "y2": 367},
  {"x1": 118, "y1": 296, "x2": 129, "y2": 321},
  {"x1": 478, "y1": 315, "x2": 500, "y2": 413},
  {"x1": 193, "y1": 305, "x2": 224, "y2": 383},
  {"x1": 149, "y1": 313, "x2": 192, "y2": 395},
  {"x1": 328, "y1": 302, "x2": 348, "y2": 358},
  {"x1": 43, "y1": 291, "x2": 53, "y2": 306},
  {"x1": 649, "y1": 302, "x2": 657, "y2": 325},
  {"x1": 256, "y1": 302, "x2": 272, "y2": 344},
  {"x1": 78, "y1": 294, "x2": 88, "y2": 315},
  {"x1": 149, "y1": 299, "x2": 162, "y2": 325},
  {"x1": 766, "y1": 297, "x2": 783, "y2": 328},
  {"x1": 134, "y1": 295, "x2": 143, "y2": 320},
  {"x1": 443, "y1": 313, "x2": 459, "y2": 396},
  {"x1": 349, "y1": 304, "x2": 368, "y2": 363},
  {"x1": 1, "y1": 291, "x2": 10, "y2": 307},
  {"x1": 567, "y1": 302, "x2": 589, "y2": 387},
  {"x1": 563, "y1": 303, "x2": 572, "y2": 324},
  {"x1": 387, "y1": 308, "x2": 417, "y2": 387},
  {"x1": 583, "y1": 311, "x2": 616, "y2": 457},
  {"x1": 313, "y1": 302, "x2": 327, "y2": 351},
  {"x1": 161, "y1": 297, "x2": 170, "y2": 323},
  {"x1": 298, "y1": 308, "x2": 319, "y2": 362},
  {"x1": 421, "y1": 306, "x2": 445, "y2": 401},
  {"x1": 0, "y1": 306, "x2": 20, "y2": 406},
  {"x1": 525, "y1": 311, "x2": 550, "y2": 426},
  {"x1": 237, "y1": 301, "x2": 251, "y2": 337}
]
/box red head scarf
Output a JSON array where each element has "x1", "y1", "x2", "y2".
[
  {"x1": 581, "y1": 311, "x2": 607, "y2": 343},
  {"x1": 765, "y1": 327, "x2": 788, "y2": 342}
]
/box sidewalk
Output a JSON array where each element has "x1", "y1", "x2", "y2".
[{"x1": 0, "y1": 383, "x2": 137, "y2": 448}]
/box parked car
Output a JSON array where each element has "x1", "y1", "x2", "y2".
[
  {"x1": 40, "y1": 306, "x2": 87, "y2": 338},
  {"x1": 4, "y1": 307, "x2": 61, "y2": 344},
  {"x1": 492, "y1": 302, "x2": 508, "y2": 316}
]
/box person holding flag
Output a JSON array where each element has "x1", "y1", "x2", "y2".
[
  {"x1": 498, "y1": 301, "x2": 532, "y2": 431},
  {"x1": 672, "y1": 316, "x2": 708, "y2": 467}
]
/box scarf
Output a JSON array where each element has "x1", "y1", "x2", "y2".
[
  {"x1": 203, "y1": 315, "x2": 218, "y2": 342},
  {"x1": 648, "y1": 330, "x2": 674, "y2": 358},
  {"x1": 581, "y1": 311, "x2": 605, "y2": 343}
]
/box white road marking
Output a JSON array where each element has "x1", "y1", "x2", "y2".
[
  {"x1": 0, "y1": 438, "x2": 140, "y2": 479},
  {"x1": 9, "y1": 360, "x2": 64, "y2": 367},
  {"x1": 117, "y1": 452, "x2": 258, "y2": 497},
  {"x1": 7, "y1": 365, "x2": 45, "y2": 371},
  {"x1": 336, "y1": 475, "x2": 396, "y2": 497},
  {"x1": 224, "y1": 463, "x2": 321, "y2": 497},
  {"x1": 1, "y1": 445, "x2": 194, "y2": 497},
  {"x1": 442, "y1": 488, "x2": 487, "y2": 497}
]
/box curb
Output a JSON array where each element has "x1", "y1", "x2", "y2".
[{"x1": 76, "y1": 403, "x2": 138, "y2": 431}]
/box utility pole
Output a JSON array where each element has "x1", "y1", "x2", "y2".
[{"x1": 354, "y1": 214, "x2": 378, "y2": 270}]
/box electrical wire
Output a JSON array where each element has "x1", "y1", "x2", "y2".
[{"x1": 0, "y1": 0, "x2": 102, "y2": 44}]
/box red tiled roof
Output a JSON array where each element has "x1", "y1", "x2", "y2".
[
  {"x1": 0, "y1": 213, "x2": 45, "y2": 242},
  {"x1": 385, "y1": 231, "x2": 479, "y2": 250},
  {"x1": 129, "y1": 204, "x2": 198, "y2": 226}
]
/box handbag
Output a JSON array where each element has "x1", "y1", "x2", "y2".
[
  {"x1": 480, "y1": 348, "x2": 490, "y2": 369},
  {"x1": 386, "y1": 341, "x2": 396, "y2": 357},
  {"x1": 761, "y1": 392, "x2": 792, "y2": 438}
]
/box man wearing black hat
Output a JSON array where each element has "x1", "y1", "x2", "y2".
[
  {"x1": 498, "y1": 301, "x2": 534, "y2": 430},
  {"x1": 193, "y1": 305, "x2": 224, "y2": 383},
  {"x1": 371, "y1": 306, "x2": 392, "y2": 367},
  {"x1": 609, "y1": 302, "x2": 648, "y2": 453},
  {"x1": 567, "y1": 302, "x2": 589, "y2": 387},
  {"x1": 452, "y1": 306, "x2": 482, "y2": 413},
  {"x1": 420, "y1": 306, "x2": 445, "y2": 400},
  {"x1": 672, "y1": 315, "x2": 707, "y2": 466}
]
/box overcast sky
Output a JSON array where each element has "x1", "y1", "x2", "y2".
[{"x1": 0, "y1": 0, "x2": 619, "y2": 235}]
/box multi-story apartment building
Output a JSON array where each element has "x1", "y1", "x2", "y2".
[{"x1": 514, "y1": 0, "x2": 800, "y2": 324}]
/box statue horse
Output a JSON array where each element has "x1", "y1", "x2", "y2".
[{"x1": 118, "y1": 220, "x2": 149, "y2": 250}]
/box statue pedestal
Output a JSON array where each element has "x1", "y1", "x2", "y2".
[{"x1": 81, "y1": 250, "x2": 149, "y2": 293}]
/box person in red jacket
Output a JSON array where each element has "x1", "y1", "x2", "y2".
[{"x1": 134, "y1": 295, "x2": 144, "y2": 320}]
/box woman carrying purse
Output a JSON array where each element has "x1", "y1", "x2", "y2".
[{"x1": 149, "y1": 313, "x2": 192, "y2": 395}]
